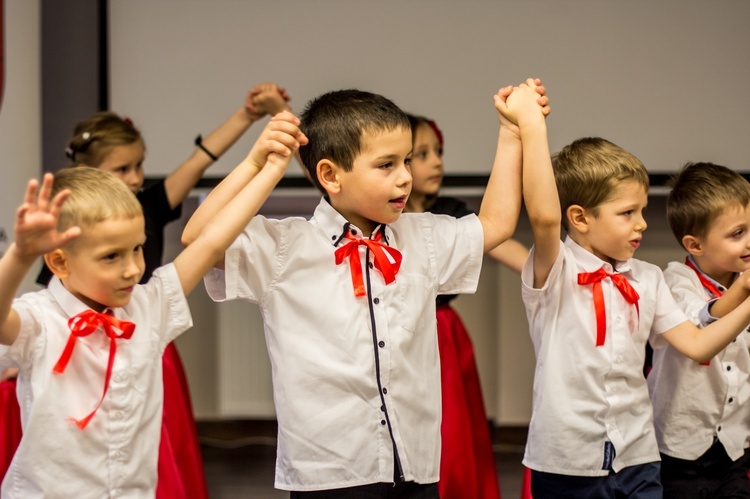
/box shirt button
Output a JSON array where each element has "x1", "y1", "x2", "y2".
[
  {"x1": 369, "y1": 262, "x2": 374, "y2": 269},
  {"x1": 373, "y1": 298, "x2": 380, "y2": 305},
  {"x1": 382, "y1": 387, "x2": 388, "y2": 394},
  {"x1": 381, "y1": 420, "x2": 386, "y2": 426},
  {"x1": 727, "y1": 365, "x2": 732, "y2": 372},
  {"x1": 616, "y1": 316, "x2": 622, "y2": 323},
  {"x1": 380, "y1": 405, "x2": 385, "y2": 412},
  {"x1": 351, "y1": 229, "x2": 358, "y2": 235},
  {"x1": 728, "y1": 397, "x2": 734, "y2": 404},
  {"x1": 378, "y1": 341, "x2": 385, "y2": 348},
  {"x1": 717, "y1": 426, "x2": 722, "y2": 432}
]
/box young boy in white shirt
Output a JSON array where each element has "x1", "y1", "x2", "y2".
[
  {"x1": 505, "y1": 80, "x2": 750, "y2": 498},
  {"x1": 0, "y1": 112, "x2": 306, "y2": 498},
  {"x1": 181, "y1": 85, "x2": 549, "y2": 497},
  {"x1": 648, "y1": 162, "x2": 750, "y2": 498}
]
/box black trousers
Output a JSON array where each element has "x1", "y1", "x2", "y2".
[
  {"x1": 660, "y1": 440, "x2": 750, "y2": 499},
  {"x1": 289, "y1": 482, "x2": 439, "y2": 499}
]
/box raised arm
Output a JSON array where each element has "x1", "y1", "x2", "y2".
[
  {"x1": 513, "y1": 79, "x2": 560, "y2": 288},
  {"x1": 181, "y1": 111, "x2": 307, "y2": 270},
  {"x1": 477, "y1": 85, "x2": 524, "y2": 253},
  {"x1": 163, "y1": 82, "x2": 290, "y2": 209},
  {"x1": 0, "y1": 175, "x2": 80, "y2": 344}
]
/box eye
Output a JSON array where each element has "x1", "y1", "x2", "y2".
[
  {"x1": 404, "y1": 157, "x2": 412, "y2": 167},
  {"x1": 378, "y1": 162, "x2": 393, "y2": 170},
  {"x1": 621, "y1": 210, "x2": 634, "y2": 216},
  {"x1": 731, "y1": 229, "x2": 745, "y2": 239},
  {"x1": 436, "y1": 147, "x2": 444, "y2": 157},
  {"x1": 414, "y1": 151, "x2": 427, "y2": 160},
  {"x1": 134, "y1": 244, "x2": 144, "y2": 254},
  {"x1": 103, "y1": 252, "x2": 119, "y2": 261},
  {"x1": 115, "y1": 167, "x2": 128, "y2": 175}
]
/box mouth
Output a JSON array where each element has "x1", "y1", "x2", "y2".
[
  {"x1": 630, "y1": 239, "x2": 641, "y2": 250},
  {"x1": 389, "y1": 195, "x2": 407, "y2": 210}
]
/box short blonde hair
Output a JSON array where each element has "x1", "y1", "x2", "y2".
[
  {"x1": 51, "y1": 167, "x2": 142, "y2": 232},
  {"x1": 552, "y1": 137, "x2": 649, "y2": 231},
  {"x1": 667, "y1": 162, "x2": 750, "y2": 247}
]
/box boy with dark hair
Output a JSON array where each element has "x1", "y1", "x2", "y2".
[
  {"x1": 649, "y1": 162, "x2": 750, "y2": 498},
  {"x1": 182, "y1": 85, "x2": 549, "y2": 497},
  {"x1": 509, "y1": 79, "x2": 750, "y2": 498}
]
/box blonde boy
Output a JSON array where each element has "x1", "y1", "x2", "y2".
[
  {"x1": 648, "y1": 162, "x2": 750, "y2": 498},
  {"x1": 0, "y1": 113, "x2": 305, "y2": 498},
  {"x1": 504, "y1": 81, "x2": 750, "y2": 498},
  {"x1": 182, "y1": 87, "x2": 548, "y2": 497}
]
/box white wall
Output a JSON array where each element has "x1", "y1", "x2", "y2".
[
  {"x1": 0, "y1": 0, "x2": 42, "y2": 294},
  {"x1": 109, "y1": 0, "x2": 750, "y2": 179}
]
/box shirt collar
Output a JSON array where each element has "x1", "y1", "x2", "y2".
[
  {"x1": 564, "y1": 236, "x2": 637, "y2": 281},
  {"x1": 312, "y1": 197, "x2": 394, "y2": 248},
  {"x1": 48, "y1": 276, "x2": 128, "y2": 320},
  {"x1": 686, "y1": 254, "x2": 728, "y2": 293}
]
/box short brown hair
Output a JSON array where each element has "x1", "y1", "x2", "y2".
[
  {"x1": 552, "y1": 137, "x2": 649, "y2": 231},
  {"x1": 52, "y1": 167, "x2": 142, "y2": 233},
  {"x1": 667, "y1": 162, "x2": 750, "y2": 248},
  {"x1": 65, "y1": 112, "x2": 144, "y2": 167}
]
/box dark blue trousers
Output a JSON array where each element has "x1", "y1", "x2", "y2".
[
  {"x1": 660, "y1": 441, "x2": 750, "y2": 499},
  {"x1": 531, "y1": 462, "x2": 662, "y2": 498},
  {"x1": 289, "y1": 482, "x2": 438, "y2": 499}
]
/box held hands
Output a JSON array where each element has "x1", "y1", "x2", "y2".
[
  {"x1": 245, "y1": 82, "x2": 291, "y2": 120},
  {"x1": 494, "y1": 78, "x2": 550, "y2": 137},
  {"x1": 247, "y1": 110, "x2": 308, "y2": 172},
  {"x1": 12, "y1": 174, "x2": 80, "y2": 261}
]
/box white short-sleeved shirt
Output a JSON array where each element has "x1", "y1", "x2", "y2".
[
  {"x1": 0, "y1": 263, "x2": 192, "y2": 499},
  {"x1": 205, "y1": 197, "x2": 483, "y2": 491},
  {"x1": 521, "y1": 237, "x2": 687, "y2": 476},
  {"x1": 648, "y1": 259, "x2": 750, "y2": 461}
]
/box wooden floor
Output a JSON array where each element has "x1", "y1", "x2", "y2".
[{"x1": 198, "y1": 420, "x2": 528, "y2": 498}]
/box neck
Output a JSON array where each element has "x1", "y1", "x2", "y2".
[{"x1": 691, "y1": 256, "x2": 735, "y2": 288}]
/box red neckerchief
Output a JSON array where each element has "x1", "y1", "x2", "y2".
[
  {"x1": 53, "y1": 309, "x2": 135, "y2": 429},
  {"x1": 334, "y1": 229, "x2": 402, "y2": 298},
  {"x1": 685, "y1": 257, "x2": 728, "y2": 366},
  {"x1": 578, "y1": 267, "x2": 640, "y2": 346}
]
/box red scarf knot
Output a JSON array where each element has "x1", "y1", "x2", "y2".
[
  {"x1": 53, "y1": 309, "x2": 135, "y2": 429},
  {"x1": 334, "y1": 230, "x2": 402, "y2": 297},
  {"x1": 578, "y1": 267, "x2": 640, "y2": 346}
]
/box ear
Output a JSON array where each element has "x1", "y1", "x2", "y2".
[
  {"x1": 317, "y1": 159, "x2": 341, "y2": 196},
  {"x1": 682, "y1": 235, "x2": 703, "y2": 256},
  {"x1": 567, "y1": 205, "x2": 589, "y2": 234},
  {"x1": 44, "y1": 250, "x2": 71, "y2": 279}
]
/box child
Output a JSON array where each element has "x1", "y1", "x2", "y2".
[
  {"x1": 404, "y1": 112, "x2": 531, "y2": 499},
  {"x1": 30, "y1": 82, "x2": 291, "y2": 497},
  {"x1": 506, "y1": 80, "x2": 750, "y2": 498},
  {"x1": 181, "y1": 85, "x2": 539, "y2": 497},
  {"x1": 648, "y1": 162, "x2": 750, "y2": 498},
  {"x1": 0, "y1": 111, "x2": 306, "y2": 497}
]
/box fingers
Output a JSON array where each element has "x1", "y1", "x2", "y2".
[
  {"x1": 58, "y1": 226, "x2": 82, "y2": 246},
  {"x1": 23, "y1": 178, "x2": 39, "y2": 210},
  {"x1": 36, "y1": 173, "x2": 54, "y2": 213}
]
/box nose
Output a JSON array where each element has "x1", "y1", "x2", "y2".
[
  {"x1": 123, "y1": 254, "x2": 144, "y2": 281},
  {"x1": 636, "y1": 214, "x2": 647, "y2": 233},
  {"x1": 399, "y1": 162, "x2": 413, "y2": 188}
]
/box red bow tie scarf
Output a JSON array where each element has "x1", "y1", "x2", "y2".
[
  {"x1": 53, "y1": 310, "x2": 135, "y2": 429},
  {"x1": 335, "y1": 231, "x2": 402, "y2": 297},
  {"x1": 578, "y1": 268, "x2": 640, "y2": 346}
]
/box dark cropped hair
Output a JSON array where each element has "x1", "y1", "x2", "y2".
[
  {"x1": 667, "y1": 162, "x2": 750, "y2": 248},
  {"x1": 298, "y1": 89, "x2": 410, "y2": 193}
]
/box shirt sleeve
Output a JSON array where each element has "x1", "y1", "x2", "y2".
[
  {"x1": 430, "y1": 213, "x2": 483, "y2": 295},
  {"x1": 663, "y1": 262, "x2": 714, "y2": 328},
  {"x1": 138, "y1": 263, "x2": 193, "y2": 348},
  {"x1": 4, "y1": 294, "x2": 45, "y2": 372},
  {"x1": 205, "y1": 216, "x2": 283, "y2": 304},
  {"x1": 649, "y1": 266, "x2": 690, "y2": 347}
]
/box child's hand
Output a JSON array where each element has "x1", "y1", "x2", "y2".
[
  {"x1": 507, "y1": 78, "x2": 548, "y2": 129},
  {"x1": 246, "y1": 111, "x2": 308, "y2": 170},
  {"x1": 0, "y1": 367, "x2": 18, "y2": 382},
  {"x1": 245, "y1": 82, "x2": 291, "y2": 120},
  {"x1": 13, "y1": 174, "x2": 81, "y2": 260},
  {"x1": 494, "y1": 85, "x2": 521, "y2": 138}
]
